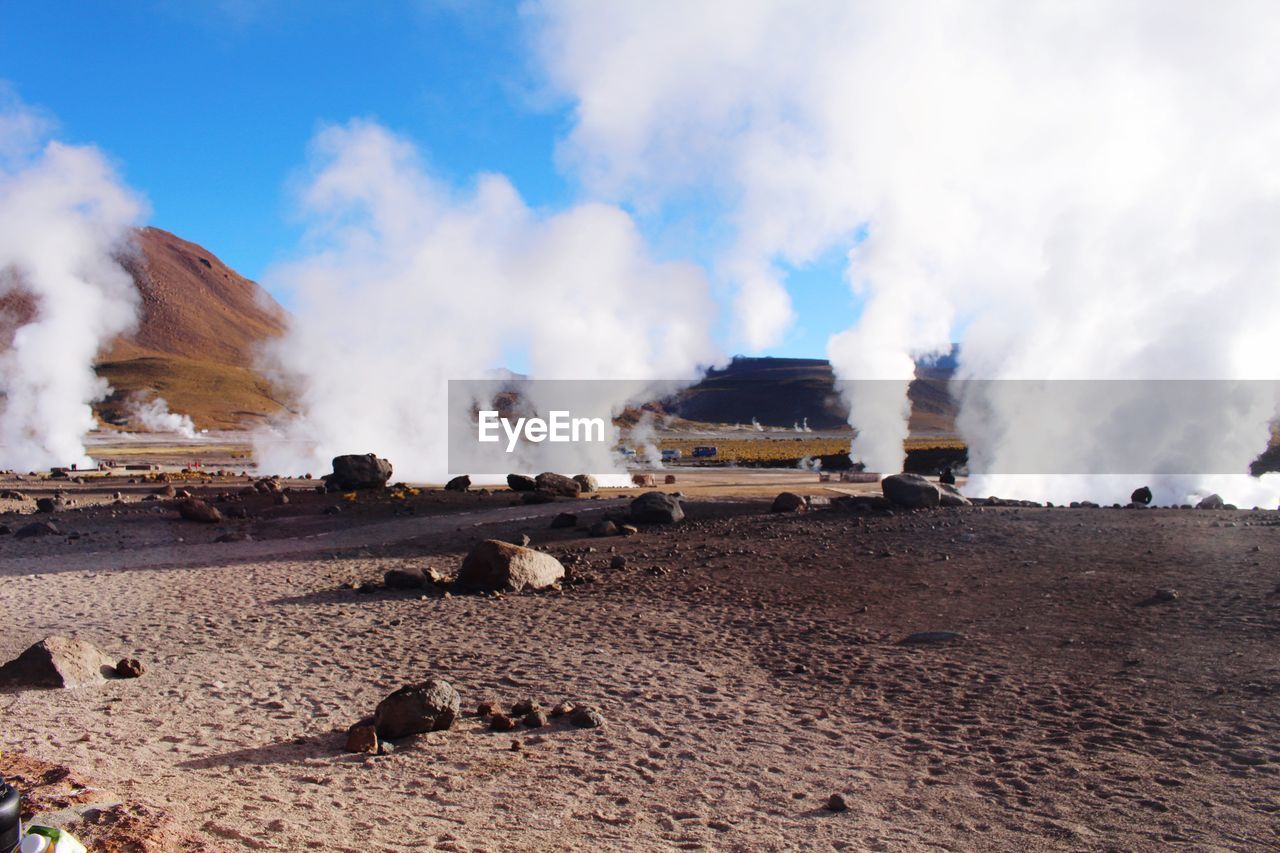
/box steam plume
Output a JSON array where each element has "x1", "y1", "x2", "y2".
[
  {"x1": 0, "y1": 92, "x2": 144, "y2": 469},
  {"x1": 254, "y1": 121, "x2": 719, "y2": 480},
  {"x1": 126, "y1": 393, "x2": 198, "y2": 439},
  {"x1": 532, "y1": 1, "x2": 1280, "y2": 503}
]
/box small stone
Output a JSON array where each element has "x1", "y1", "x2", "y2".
[
  {"x1": 489, "y1": 712, "x2": 518, "y2": 731},
  {"x1": 569, "y1": 706, "x2": 605, "y2": 729},
  {"x1": 345, "y1": 721, "x2": 378, "y2": 754},
  {"x1": 549, "y1": 512, "x2": 578, "y2": 529},
  {"x1": 384, "y1": 566, "x2": 427, "y2": 590},
  {"x1": 114, "y1": 658, "x2": 145, "y2": 678},
  {"x1": 476, "y1": 699, "x2": 499, "y2": 717},
  {"x1": 826, "y1": 793, "x2": 849, "y2": 812},
  {"x1": 523, "y1": 709, "x2": 549, "y2": 728},
  {"x1": 550, "y1": 701, "x2": 575, "y2": 718},
  {"x1": 510, "y1": 698, "x2": 539, "y2": 716},
  {"x1": 610, "y1": 555, "x2": 627, "y2": 569}
]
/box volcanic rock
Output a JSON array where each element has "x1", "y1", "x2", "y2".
[
  {"x1": 569, "y1": 706, "x2": 606, "y2": 729},
  {"x1": 549, "y1": 512, "x2": 578, "y2": 529},
  {"x1": 511, "y1": 698, "x2": 539, "y2": 716},
  {"x1": 882, "y1": 473, "x2": 941, "y2": 509},
  {"x1": 177, "y1": 499, "x2": 222, "y2": 523},
  {"x1": 329, "y1": 454, "x2": 393, "y2": 490},
  {"x1": 35, "y1": 497, "x2": 56, "y2": 513},
  {"x1": 590, "y1": 520, "x2": 619, "y2": 537},
  {"x1": 457, "y1": 540, "x2": 566, "y2": 592},
  {"x1": 573, "y1": 474, "x2": 597, "y2": 493},
  {"x1": 384, "y1": 566, "x2": 427, "y2": 590},
  {"x1": 629, "y1": 491, "x2": 684, "y2": 524},
  {"x1": 610, "y1": 555, "x2": 627, "y2": 569},
  {"x1": 1132, "y1": 486, "x2": 1153, "y2": 505},
  {"x1": 14, "y1": 521, "x2": 60, "y2": 540},
  {"x1": 444, "y1": 475, "x2": 471, "y2": 493},
  {"x1": 345, "y1": 720, "x2": 379, "y2": 754},
  {"x1": 826, "y1": 793, "x2": 849, "y2": 812},
  {"x1": 506, "y1": 474, "x2": 536, "y2": 492},
  {"x1": 373, "y1": 679, "x2": 461, "y2": 739},
  {"x1": 114, "y1": 658, "x2": 145, "y2": 679},
  {"x1": 550, "y1": 701, "x2": 576, "y2": 718},
  {"x1": 523, "y1": 709, "x2": 549, "y2": 728},
  {"x1": 535, "y1": 472, "x2": 581, "y2": 498},
  {"x1": 1196, "y1": 494, "x2": 1225, "y2": 510},
  {"x1": 489, "y1": 712, "x2": 518, "y2": 731},
  {"x1": 938, "y1": 483, "x2": 971, "y2": 507},
  {"x1": 0, "y1": 636, "x2": 116, "y2": 689},
  {"x1": 771, "y1": 492, "x2": 806, "y2": 513}
]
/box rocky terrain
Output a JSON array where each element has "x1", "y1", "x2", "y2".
[{"x1": 1, "y1": 468, "x2": 1277, "y2": 850}]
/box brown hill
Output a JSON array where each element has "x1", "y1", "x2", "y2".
[
  {"x1": 1, "y1": 226, "x2": 290, "y2": 430},
  {"x1": 94, "y1": 227, "x2": 290, "y2": 429}
]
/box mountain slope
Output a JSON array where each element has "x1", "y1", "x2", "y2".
[{"x1": 94, "y1": 227, "x2": 289, "y2": 429}]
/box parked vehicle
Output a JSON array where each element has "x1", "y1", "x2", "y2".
[
  {"x1": 660, "y1": 448, "x2": 682, "y2": 462},
  {"x1": 691, "y1": 445, "x2": 717, "y2": 458}
]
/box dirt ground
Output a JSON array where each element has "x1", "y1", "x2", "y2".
[{"x1": 1, "y1": 467, "x2": 1278, "y2": 851}]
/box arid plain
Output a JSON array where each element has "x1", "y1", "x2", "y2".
[{"x1": 2, "y1": 455, "x2": 1277, "y2": 851}]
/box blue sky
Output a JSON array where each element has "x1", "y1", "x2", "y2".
[{"x1": 0, "y1": 1, "x2": 852, "y2": 359}]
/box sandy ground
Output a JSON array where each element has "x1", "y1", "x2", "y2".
[{"x1": 1, "y1": 470, "x2": 1278, "y2": 851}]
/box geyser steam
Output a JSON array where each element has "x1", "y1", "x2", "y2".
[
  {"x1": 254, "y1": 121, "x2": 719, "y2": 480},
  {"x1": 0, "y1": 93, "x2": 144, "y2": 469},
  {"x1": 532, "y1": 1, "x2": 1280, "y2": 504}
]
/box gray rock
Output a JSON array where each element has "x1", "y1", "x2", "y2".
[
  {"x1": 0, "y1": 636, "x2": 116, "y2": 689},
  {"x1": 569, "y1": 705, "x2": 606, "y2": 728},
  {"x1": 374, "y1": 678, "x2": 461, "y2": 739},
  {"x1": 771, "y1": 492, "x2": 806, "y2": 513},
  {"x1": 535, "y1": 472, "x2": 581, "y2": 498},
  {"x1": 882, "y1": 474, "x2": 941, "y2": 509},
  {"x1": 589, "y1": 519, "x2": 619, "y2": 537},
  {"x1": 178, "y1": 499, "x2": 223, "y2": 523},
  {"x1": 457, "y1": 539, "x2": 566, "y2": 592},
  {"x1": 385, "y1": 566, "x2": 427, "y2": 589},
  {"x1": 506, "y1": 474, "x2": 537, "y2": 492},
  {"x1": 572, "y1": 474, "x2": 598, "y2": 494},
  {"x1": 35, "y1": 497, "x2": 56, "y2": 513},
  {"x1": 938, "y1": 483, "x2": 971, "y2": 507},
  {"x1": 1196, "y1": 493, "x2": 1225, "y2": 510},
  {"x1": 629, "y1": 491, "x2": 684, "y2": 524},
  {"x1": 329, "y1": 454, "x2": 393, "y2": 490},
  {"x1": 14, "y1": 521, "x2": 60, "y2": 540}
]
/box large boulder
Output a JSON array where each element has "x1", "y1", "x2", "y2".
[
  {"x1": 178, "y1": 499, "x2": 222, "y2": 523},
  {"x1": 506, "y1": 474, "x2": 536, "y2": 492},
  {"x1": 1131, "y1": 486, "x2": 1153, "y2": 505},
  {"x1": 373, "y1": 679, "x2": 461, "y2": 739},
  {"x1": 444, "y1": 475, "x2": 471, "y2": 493},
  {"x1": 535, "y1": 472, "x2": 581, "y2": 498},
  {"x1": 0, "y1": 636, "x2": 116, "y2": 689},
  {"x1": 572, "y1": 474, "x2": 598, "y2": 494},
  {"x1": 881, "y1": 473, "x2": 941, "y2": 509},
  {"x1": 771, "y1": 492, "x2": 807, "y2": 513},
  {"x1": 938, "y1": 483, "x2": 971, "y2": 507},
  {"x1": 629, "y1": 491, "x2": 684, "y2": 524},
  {"x1": 329, "y1": 454, "x2": 393, "y2": 490},
  {"x1": 457, "y1": 539, "x2": 566, "y2": 592},
  {"x1": 1196, "y1": 493, "x2": 1225, "y2": 510}
]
